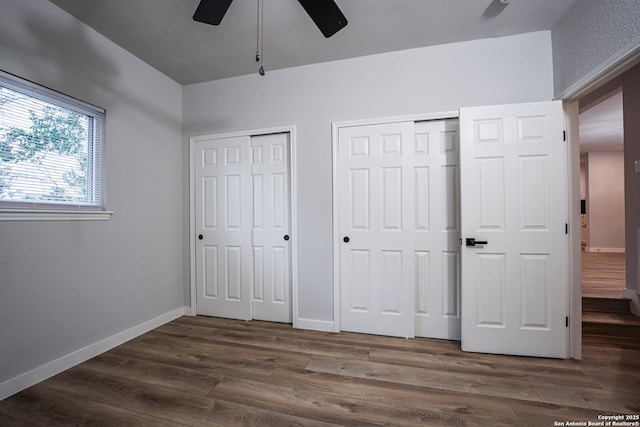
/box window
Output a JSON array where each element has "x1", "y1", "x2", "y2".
[{"x1": 0, "y1": 71, "x2": 105, "y2": 213}]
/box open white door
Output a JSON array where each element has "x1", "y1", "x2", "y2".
[
  {"x1": 460, "y1": 101, "x2": 569, "y2": 358},
  {"x1": 195, "y1": 136, "x2": 252, "y2": 320},
  {"x1": 337, "y1": 122, "x2": 416, "y2": 338}
]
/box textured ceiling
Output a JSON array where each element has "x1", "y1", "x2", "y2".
[{"x1": 50, "y1": 0, "x2": 578, "y2": 85}]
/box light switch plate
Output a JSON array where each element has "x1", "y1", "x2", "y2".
[{"x1": 636, "y1": 160, "x2": 640, "y2": 173}]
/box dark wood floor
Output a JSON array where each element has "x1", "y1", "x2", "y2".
[
  {"x1": 582, "y1": 251, "x2": 626, "y2": 299},
  {"x1": 1, "y1": 316, "x2": 639, "y2": 426}
]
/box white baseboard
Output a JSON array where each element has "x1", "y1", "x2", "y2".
[
  {"x1": 294, "y1": 318, "x2": 336, "y2": 333},
  {"x1": 0, "y1": 306, "x2": 186, "y2": 401},
  {"x1": 586, "y1": 247, "x2": 625, "y2": 253}
]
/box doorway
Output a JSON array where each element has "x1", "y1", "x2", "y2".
[{"x1": 578, "y1": 86, "x2": 627, "y2": 300}]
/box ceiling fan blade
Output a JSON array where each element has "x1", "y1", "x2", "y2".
[
  {"x1": 297, "y1": 0, "x2": 348, "y2": 38},
  {"x1": 193, "y1": 0, "x2": 234, "y2": 26}
]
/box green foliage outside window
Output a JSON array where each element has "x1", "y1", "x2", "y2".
[{"x1": 0, "y1": 87, "x2": 91, "y2": 204}]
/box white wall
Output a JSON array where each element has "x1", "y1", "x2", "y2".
[
  {"x1": 183, "y1": 31, "x2": 556, "y2": 324},
  {"x1": 0, "y1": 0, "x2": 183, "y2": 387},
  {"x1": 551, "y1": 0, "x2": 640, "y2": 97},
  {"x1": 585, "y1": 151, "x2": 626, "y2": 252}
]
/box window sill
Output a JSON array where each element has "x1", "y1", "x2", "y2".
[{"x1": 0, "y1": 209, "x2": 114, "y2": 221}]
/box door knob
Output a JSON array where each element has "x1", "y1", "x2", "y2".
[
  {"x1": 198, "y1": 234, "x2": 203, "y2": 240},
  {"x1": 284, "y1": 235, "x2": 290, "y2": 241},
  {"x1": 343, "y1": 236, "x2": 350, "y2": 243},
  {"x1": 466, "y1": 238, "x2": 487, "y2": 247}
]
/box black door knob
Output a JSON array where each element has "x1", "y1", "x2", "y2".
[
  {"x1": 343, "y1": 236, "x2": 350, "y2": 243},
  {"x1": 284, "y1": 235, "x2": 290, "y2": 241},
  {"x1": 198, "y1": 234, "x2": 203, "y2": 240}
]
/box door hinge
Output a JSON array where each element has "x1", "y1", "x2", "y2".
[
  {"x1": 565, "y1": 223, "x2": 569, "y2": 235},
  {"x1": 566, "y1": 316, "x2": 569, "y2": 328},
  {"x1": 563, "y1": 130, "x2": 567, "y2": 141}
]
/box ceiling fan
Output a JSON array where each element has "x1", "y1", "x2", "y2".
[{"x1": 193, "y1": 0, "x2": 348, "y2": 38}]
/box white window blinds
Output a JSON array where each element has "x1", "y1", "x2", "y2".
[{"x1": 0, "y1": 71, "x2": 105, "y2": 210}]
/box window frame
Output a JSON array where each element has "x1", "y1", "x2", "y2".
[{"x1": 0, "y1": 71, "x2": 111, "y2": 221}]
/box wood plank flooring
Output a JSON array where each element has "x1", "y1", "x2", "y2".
[
  {"x1": 582, "y1": 251, "x2": 626, "y2": 298},
  {"x1": 1, "y1": 316, "x2": 639, "y2": 426}
]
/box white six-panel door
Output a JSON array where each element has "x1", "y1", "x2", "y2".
[
  {"x1": 414, "y1": 120, "x2": 461, "y2": 340},
  {"x1": 338, "y1": 122, "x2": 416, "y2": 338},
  {"x1": 194, "y1": 133, "x2": 292, "y2": 323},
  {"x1": 195, "y1": 136, "x2": 252, "y2": 320},
  {"x1": 459, "y1": 101, "x2": 568, "y2": 358},
  {"x1": 250, "y1": 133, "x2": 292, "y2": 323}
]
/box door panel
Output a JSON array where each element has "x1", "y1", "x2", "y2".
[
  {"x1": 413, "y1": 120, "x2": 461, "y2": 340},
  {"x1": 519, "y1": 155, "x2": 549, "y2": 230},
  {"x1": 381, "y1": 250, "x2": 403, "y2": 312},
  {"x1": 520, "y1": 254, "x2": 550, "y2": 328},
  {"x1": 195, "y1": 136, "x2": 251, "y2": 320},
  {"x1": 250, "y1": 133, "x2": 292, "y2": 323},
  {"x1": 350, "y1": 169, "x2": 370, "y2": 229},
  {"x1": 476, "y1": 157, "x2": 505, "y2": 229},
  {"x1": 476, "y1": 253, "x2": 506, "y2": 326},
  {"x1": 225, "y1": 246, "x2": 242, "y2": 300},
  {"x1": 460, "y1": 101, "x2": 568, "y2": 358},
  {"x1": 338, "y1": 122, "x2": 415, "y2": 338},
  {"x1": 204, "y1": 246, "x2": 218, "y2": 297}
]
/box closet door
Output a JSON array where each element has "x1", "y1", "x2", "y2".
[
  {"x1": 413, "y1": 120, "x2": 461, "y2": 340},
  {"x1": 250, "y1": 133, "x2": 292, "y2": 323},
  {"x1": 195, "y1": 136, "x2": 252, "y2": 320},
  {"x1": 337, "y1": 122, "x2": 416, "y2": 338}
]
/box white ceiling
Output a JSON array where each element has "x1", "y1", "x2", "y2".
[
  {"x1": 50, "y1": 0, "x2": 623, "y2": 152},
  {"x1": 50, "y1": 0, "x2": 578, "y2": 85}
]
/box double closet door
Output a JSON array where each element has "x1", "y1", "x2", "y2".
[
  {"x1": 194, "y1": 133, "x2": 292, "y2": 323},
  {"x1": 337, "y1": 119, "x2": 461, "y2": 340},
  {"x1": 336, "y1": 101, "x2": 569, "y2": 358}
]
